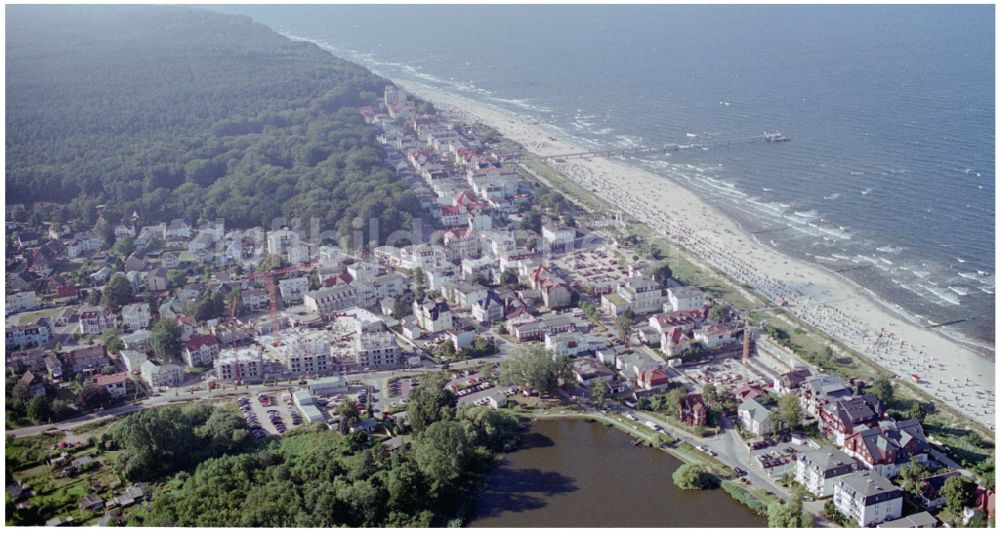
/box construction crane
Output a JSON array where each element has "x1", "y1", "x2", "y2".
[
  {"x1": 224, "y1": 291, "x2": 245, "y2": 386},
  {"x1": 236, "y1": 263, "x2": 315, "y2": 347},
  {"x1": 220, "y1": 262, "x2": 314, "y2": 384}
]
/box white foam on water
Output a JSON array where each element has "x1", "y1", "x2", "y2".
[
  {"x1": 809, "y1": 223, "x2": 852, "y2": 240},
  {"x1": 958, "y1": 271, "x2": 995, "y2": 287},
  {"x1": 784, "y1": 212, "x2": 812, "y2": 225},
  {"x1": 921, "y1": 284, "x2": 961, "y2": 306},
  {"x1": 296, "y1": 29, "x2": 995, "y2": 364}
]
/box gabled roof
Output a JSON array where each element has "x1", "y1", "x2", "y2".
[
  {"x1": 93, "y1": 373, "x2": 128, "y2": 387},
  {"x1": 121, "y1": 302, "x2": 148, "y2": 314},
  {"x1": 443, "y1": 226, "x2": 472, "y2": 242},
  {"x1": 879, "y1": 512, "x2": 938, "y2": 528},
  {"x1": 803, "y1": 374, "x2": 851, "y2": 397},
  {"x1": 78, "y1": 305, "x2": 110, "y2": 318},
  {"x1": 640, "y1": 367, "x2": 670, "y2": 384},
  {"x1": 852, "y1": 419, "x2": 929, "y2": 463},
  {"x1": 651, "y1": 308, "x2": 705, "y2": 330},
  {"x1": 738, "y1": 397, "x2": 772, "y2": 423},
  {"x1": 418, "y1": 299, "x2": 451, "y2": 320},
  {"x1": 67, "y1": 345, "x2": 106, "y2": 362},
  {"x1": 18, "y1": 370, "x2": 43, "y2": 388},
  {"x1": 832, "y1": 395, "x2": 880, "y2": 428},
  {"x1": 81, "y1": 493, "x2": 103, "y2": 507},
  {"x1": 681, "y1": 393, "x2": 707, "y2": 412},
  {"x1": 836, "y1": 471, "x2": 902, "y2": 502},
  {"x1": 738, "y1": 385, "x2": 766, "y2": 401},
  {"x1": 184, "y1": 334, "x2": 219, "y2": 350},
  {"x1": 475, "y1": 290, "x2": 503, "y2": 310},
  {"x1": 799, "y1": 445, "x2": 856, "y2": 473},
  {"x1": 780, "y1": 367, "x2": 813, "y2": 387}
]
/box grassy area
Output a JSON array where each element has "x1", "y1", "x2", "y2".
[
  {"x1": 70, "y1": 415, "x2": 129, "y2": 438},
  {"x1": 274, "y1": 422, "x2": 339, "y2": 457},
  {"x1": 639, "y1": 410, "x2": 719, "y2": 438},
  {"x1": 515, "y1": 158, "x2": 610, "y2": 213},
  {"x1": 6, "y1": 433, "x2": 65, "y2": 471},
  {"x1": 721, "y1": 479, "x2": 775, "y2": 516},
  {"x1": 7, "y1": 435, "x2": 125, "y2": 526},
  {"x1": 10, "y1": 307, "x2": 67, "y2": 326}
]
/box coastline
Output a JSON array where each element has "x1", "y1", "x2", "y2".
[
  {"x1": 392, "y1": 79, "x2": 995, "y2": 430},
  {"x1": 716, "y1": 198, "x2": 994, "y2": 358}
]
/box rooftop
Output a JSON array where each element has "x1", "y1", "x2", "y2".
[
  {"x1": 799, "y1": 445, "x2": 857, "y2": 472},
  {"x1": 837, "y1": 471, "x2": 901, "y2": 499},
  {"x1": 877, "y1": 512, "x2": 938, "y2": 528}
]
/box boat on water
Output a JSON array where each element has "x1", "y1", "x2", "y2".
[{"x1": 763, "y1": 131, "x2": 790, "y2": 142}]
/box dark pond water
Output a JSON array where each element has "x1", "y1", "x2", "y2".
[{"x1": 470, "y1": 418, "x2": 766, "y2": 528}]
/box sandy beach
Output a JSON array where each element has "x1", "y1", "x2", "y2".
[{"x1": 399, "y1": 80, "x2": 996, "y2": 430}]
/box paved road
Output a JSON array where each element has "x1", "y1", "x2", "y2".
[
  {"x1": 7, "y1": 356, "x2": 505, "y2": 439},
  {"x1": 606, "y1": 405, "x2": 831, "y2": 525},
  {"x1": 630, "y1": 410, "x2": 788, "y2": 499}
]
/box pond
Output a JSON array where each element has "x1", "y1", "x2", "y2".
[{"x1": 470, "y1": 418, "x2": 767, "y2": 528}]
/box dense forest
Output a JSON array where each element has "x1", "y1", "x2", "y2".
[
  {"x1": 7, "y1": 6, "x2": 422, "y2": 241},
  {"x1": 115, "y1": 378, "x2": 522, "y2": 527}
]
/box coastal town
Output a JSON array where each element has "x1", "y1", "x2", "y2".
[{"x1": 5, "y1": 83, "x2": 995, "y2": 528}]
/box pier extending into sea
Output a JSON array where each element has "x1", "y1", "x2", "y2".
[{"x1": 540, "y1": 132, "x2": 789, "y2": 162}]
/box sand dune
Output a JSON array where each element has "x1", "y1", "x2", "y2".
[{"x1": 400, "y1": 80, "x2": 996, "y2": 430}]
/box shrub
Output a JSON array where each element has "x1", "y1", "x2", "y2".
[
  {"x1": 721, "y1": 480, "x2": 768, "y2": 516},
  {"x1": 672, "y1": 463, "x2": 718, "y2": 490}
]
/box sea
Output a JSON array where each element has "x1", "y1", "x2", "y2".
[{"x1": 218, "y1": 5, "x2": 996, "y2": 355}]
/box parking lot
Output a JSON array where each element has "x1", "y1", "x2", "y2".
[
  {"x1": 449, "y1": 367, "x2": 503, "y2": 406},
  {"x1": 238, "y1": 392, "x2": 303, "y2": 437},
  {"x1": 386, "y1": 375, "x2": 419, "y2": 399},
  {"x1": 749, "y1": 436, "x2": 814, "y2": 477}
]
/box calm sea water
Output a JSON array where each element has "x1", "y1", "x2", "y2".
[{"x1": 220, "y1": 5, "x2": 995, "y2": 351}]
